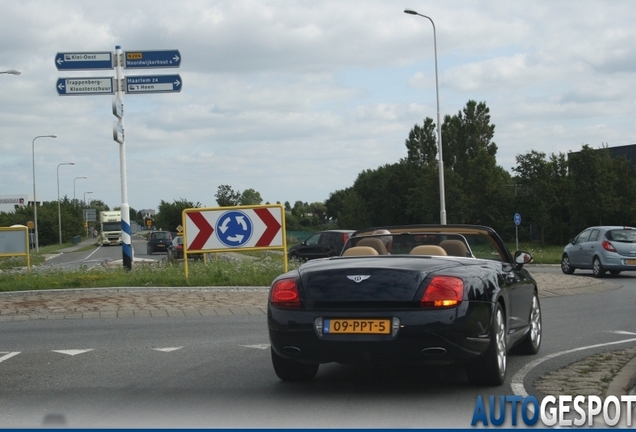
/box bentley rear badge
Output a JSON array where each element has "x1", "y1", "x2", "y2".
[{"x1": 347, "y1": 275, "x2": 371, "y2": 283}]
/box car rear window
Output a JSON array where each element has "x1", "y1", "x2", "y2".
[{"x1": 606, "y1": 229, "x2": 636, "y2": 242}]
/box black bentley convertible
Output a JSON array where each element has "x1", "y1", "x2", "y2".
[{"x1": 268, "y1": 225, "x2": 542, "y2": 386}]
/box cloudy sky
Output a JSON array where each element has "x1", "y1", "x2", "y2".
[{"x1": 1, "y1": 0, "x2": 634, "y2": 212}]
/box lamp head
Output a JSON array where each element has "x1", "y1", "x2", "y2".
[{"x1": 404, "y1": 9, "x2": 418, "y2": 15}]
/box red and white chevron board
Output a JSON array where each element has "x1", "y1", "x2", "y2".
[{"x1": 183, "y1": 205, "x2": 284, "y2": 252}]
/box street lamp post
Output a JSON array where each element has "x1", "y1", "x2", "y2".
[
  {"x1": 83, "y1": 192, "x2": 93, "y2": 238},
  {"x1": 32, "y1": 135, "x2": 57, "y2": 253},
  {"x1": 404, "y1": 9, "x2": 447, "y2": 225},
  {"x1": 0, "y1": 69, "x2": 21, "y2": 75},
  {"x1": 73, "y1": 176, "x2": 87, "y2": 208},
  {"x1": 57, "y1": 162, "x2": 75, "y2": 244},
  {"x1": 83, "y1": 192, "x2": 93, "y2": 207}
]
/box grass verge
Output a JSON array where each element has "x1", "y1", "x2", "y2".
[
  {"x1": 0, "y1": 240, "x2": 563, "y2": 292},
  {"x1": 0, "y1": 257, "x2": 297, "y2": 292}
]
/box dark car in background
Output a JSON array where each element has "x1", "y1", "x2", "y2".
[
  {"x1": 167, "y1": 235, "x2": 203, "y2": 261},
  {"x1": 287, "y1": 230, "x2": 354, "y2": 261},
  {"x1": 146, "y1": 230, "x2": 173, "y2": 255},
  {"x1": 269, "y1": 225, "x2": 541, "y2": 386},
  {"x1": 561, "y1": 226, "x2": 636, "y2": 277}
]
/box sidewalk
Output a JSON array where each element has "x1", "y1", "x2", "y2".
[{"x1": 57, "y1": 236, "x2": 101, "y2": 253}]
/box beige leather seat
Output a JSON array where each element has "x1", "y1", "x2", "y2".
[
  {"x1": 410, "y1": 245, "x2": 447, "y2": 256},
  {"x1": 439, "y1": 239, "x2": 470, "y2": 257},
  {"x1": 356, "y1": 237, "x2": 388, "y2": 255},
  {"x1": 342, "y1": 246, "x2": 379, "y2": 256}
]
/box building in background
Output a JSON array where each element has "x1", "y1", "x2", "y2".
[{"x1": 0, "y1": 194, "x2": 38, "y2": 214}]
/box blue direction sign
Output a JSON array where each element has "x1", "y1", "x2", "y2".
[
  {"x1": 56, "y1": 77, "x2": 114, "y2": 96},
  {"x1": 55, "y1": 52, "x2": 113, "y2": 70},
  {"x1": 124, "y1": 50, "x2": 181, "y2": 69},
  {"x1": 514, "y1": 213, "x2": 522, "y2": 226},
  {"x1": 125, "y1": 75, "x2": 182, "y2": 94}
]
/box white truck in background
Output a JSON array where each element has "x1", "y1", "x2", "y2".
[{"x1": 99, "y1": 210, "x2": 122, "y2": 246}]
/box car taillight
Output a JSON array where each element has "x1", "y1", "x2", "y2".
[
  {"x1": 270, "y1": 279, "x2": 301, "y2": 308},
  {"x1": 177, "y1": 245, "x2": 183, "y2": 251},
  {"x1": 602, "y1": 241, "x2": 617, "y2": 252},
  {"x1": 421, "y1": 276, "x2": 464, "y2": 308}
]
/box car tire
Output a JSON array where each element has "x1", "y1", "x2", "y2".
[
  {"x1": 561, "y1": 254, "x2": 575, "y2": 274},
  {"x1": 466, "y1": 303, "x2": 506, "y2": 386},
  {"x1": 271, "y1": 348, "x2": 319, "y2": 381},
  {"x1": 609, "y1": 270, "x2": 621, "y2": 275},
  {"x1": 513, "y1": 292, "x2": 542, "y2": 355},
  {"x1": 592, "y1": 257, "x2": 605, "y2": 278},
  {"x1": 147, "y1": 247, "x2": 153, "y2": 255}
]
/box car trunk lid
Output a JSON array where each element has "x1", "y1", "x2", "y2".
[{"x1": 298, "y1": 256, "x2": 461, "y2": 303}]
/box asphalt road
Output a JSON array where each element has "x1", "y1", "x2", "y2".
[{"x1": 2, "y1": 243, "x2": 636, "y2": 428}]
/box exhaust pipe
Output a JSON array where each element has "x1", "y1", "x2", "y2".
[{"x1": 421, "y1": 347, "x2": 446, "y2": 356}]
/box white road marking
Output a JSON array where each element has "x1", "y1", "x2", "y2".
[
  {"x1": 51, "y1": 349, "x2": 94, "y2": 356},
  {"x1": 153, "y1": 347, "x2": 183, "y2": 352},
  {"x1": 512, "y1": 335, "x2": 636, "y2": 397},
  {"x1": 611, "y1": 330, "x2": 636, "y2": 336},
  {"x1": 240, "y1": 344, "x2": 270, "y2": 350},
  {"x1": 0, "y1": 352, "x2": 20, "y2": 363}
]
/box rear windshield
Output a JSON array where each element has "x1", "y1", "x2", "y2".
[{"x1": 606, "y1": 229, "x2": 636, "y2": 243}]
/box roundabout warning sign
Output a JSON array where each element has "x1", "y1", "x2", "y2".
[{"x1": 183, "y1": 204, "x2": 285, "y2": 252}]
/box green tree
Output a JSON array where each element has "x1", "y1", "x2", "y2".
[
  {"x1": 215, "y1": 185, "x2": 241, "y2": 207},
  {"x1": 239, "y1": 188, "x2": 263, "y2": 205},
  {"x1": 513, "y1": 150, "x2": 570, "y2": 245},
  {"x1": 404, "y1": 117, "x2": 438, "y2": 168},
  {"x1": 442, "y1": 100, "x2": 497, "y2": 179},
  {"x1": 568, "y1": 145, "x2": 613, "y2": 229},
  {"x1": 155, "y1": 199, "x2": 201, "y2": 232},
  {"x1": 88, "y1": 199, "x2": 109, "y2": 213},
  {"x1": 337, "y1": 190, "x2": 371, "y2": 230}
]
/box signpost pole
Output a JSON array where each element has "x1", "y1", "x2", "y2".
[
  {"x1": 514, "y1": 213, "x2": 521, "y2": 251},
  {"x1": 115, "y1": 45, "x2": 132, "y2": 270}
]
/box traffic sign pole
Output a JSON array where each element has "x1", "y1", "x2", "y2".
[
  {"x1": 514, "y1": 213, "x2": 522, "y2": 252},
  {"x1": 115, "y1": 46, "x2": 133, "y2": 270}
]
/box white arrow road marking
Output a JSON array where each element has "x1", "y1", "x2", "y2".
[
  {"x1": 0, "y1": 352, "x2": 20, "y2": 363},
  {"x1": 153, "y1": 347, "x2": 183, "y2": 352},
  {"x1": 240, "y1": 344, "x2": 270, "y2": 350},
  {"x1": 52, "y1": 349, "x2": 94, "y2": 356}
]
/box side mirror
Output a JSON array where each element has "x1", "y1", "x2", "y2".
[
  {"x1": 514, "y1": 251, "x2": 533, "y2": 267},
  {"x1": 569, "y1": 238, "x2": 576, "y2": 245}
]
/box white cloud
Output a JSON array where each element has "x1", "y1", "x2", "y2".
[{"x1": 1, "y1": 0, "x2": 635, "y2": 212}]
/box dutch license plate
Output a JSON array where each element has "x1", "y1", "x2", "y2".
[
  {"x1": 626, "y1": 259, "x2": 636, "y2": 265},
  {"x1": 324, "y1": 318, "x2": 391, "y2": 335}
]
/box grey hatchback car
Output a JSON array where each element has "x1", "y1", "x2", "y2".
[{"x1": 561, "y1": 226, "x2": 636, "y2": 277}]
